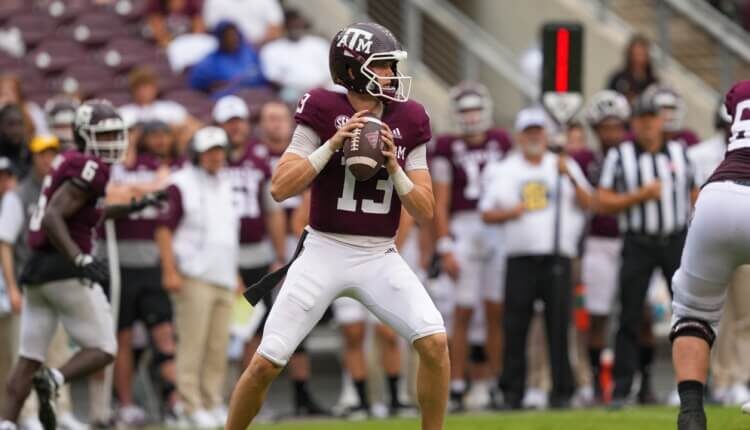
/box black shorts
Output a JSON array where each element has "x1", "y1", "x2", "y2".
[{"x1": 118, "y1": 267, "x2": 172, "y2": 332}]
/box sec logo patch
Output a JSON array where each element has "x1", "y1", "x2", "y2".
[{"x1": 335, "y1": 115, "x2": 350, "y2": 130}]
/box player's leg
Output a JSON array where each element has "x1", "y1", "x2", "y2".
[
  {"x1": 333, "y1": 299, "x2": 370, "y2": 416},
  {"x1": 375, "y1": 323, "x2": 414, "y2": 415},
  {"x1": 611, "y1": 239, "x2": 658, "y2": 403},
  {"x1": 226, "y1": 235, "x2": 342, "y2": 430},
  {"x1": 540, "y1": 257, "x2": 574, "y2": 407},
  {"x1": 482, "y1": 251, "x2": 505, "y2": 403},
  {"x1": 670, "y1": 184, "x2": 745, "y2": 429},
  {"x1": 499, "y1": 257, "x2": 538, "y2": 409},
  {"x1": 448, "y1": 252, "x2": 480, "y2": 408},
  {"x1": 113, "y1": 268, "x2": 143, "y2": 424},
  {"x1": 53, "y1": 280, "x2": 116, "y2": 382},
  {"x1": 358, "y1": 253, "x2": 448, "y2": 430},
  {"x1": 1, "y1": 285, "x2": 57, "y2": 426}
]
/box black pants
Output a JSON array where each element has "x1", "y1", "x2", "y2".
[
  {"x1": 612, "y1": 231, "x2": 686, "y2": 398},
  {"x1": 500, "y1": 255, "x2": 573, "y2": 407}
]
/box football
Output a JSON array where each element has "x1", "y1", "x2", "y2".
[{"x1": 343, "y1": 113, "x2": 385, "y2": 181}]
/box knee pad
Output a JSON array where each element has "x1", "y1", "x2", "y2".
[
  {"x1": 470, "y1": 345, "x2": 487, "y2": 364},
  {"x1": 152, "y1": 349, "x2": 175, "y2": 367},
  {"x1": 669, "y1": 317, "x2": 716, "y2": 347}
]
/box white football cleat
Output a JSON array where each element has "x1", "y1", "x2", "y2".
[
  {"x1": 117, "y1": 405, "x2": 147, "y2": 427},
  {"x1": 465, "y1": 381, "x2": 491, "y2": 411},
  {"x1": 741, "y1": 401, "x2": 750, "y2": 414},
  {"x1": 522, "y1": 388, "x2": 548, "y2": 410},
  {"x1": 188, "y1": 409, "x2": 219, "y2": 429},
  {"x1": 57, "y1": 412, "x2": 88, "y2": 430}
]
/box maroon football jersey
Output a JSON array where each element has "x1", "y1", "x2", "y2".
[
  {"x1": 224, "y1": 142, "x2": 272, "y2": 244},
  {"x1": 707, "y1": 82, "x2": 750, "y2": 185},
  {"x1": 572, "y1": 147, "x2": 620, "y2": 238},
  {"x1": 112, "y1": 153, "x2": 185, "y2": 241},
  {"x1": 706, "y1": 149, "x2": 750, "y2": 184},
  {"x1": 294, "y1": 88, "x2": 431, "y2": 237},
  {"x1": 673, "y1": 129, "x2": 700, "y2": 147},
  {"x1": 431, "y1": 129, "x2": 511, "y2": 213},
  {"x1": 28, "y1": 151, "x2": 110, "y2": 254}
]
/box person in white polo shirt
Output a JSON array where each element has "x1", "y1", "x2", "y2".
[
  {"x1": 155, "y1": 126, "x2": 240, "y2": 428},
  {"x1": 480, "y1": 107, "x2": 593, "y2": 409}
]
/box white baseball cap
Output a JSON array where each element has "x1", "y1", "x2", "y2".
[
  {"x1": 193, "y1": 126, "x2": 228, "y2": 153},
  {"x1": 212, "y1": 95, "x2": 249, "y2": 123},
  {"x1": 514, "y1": 107, "x2": 549, "y2": 132}
]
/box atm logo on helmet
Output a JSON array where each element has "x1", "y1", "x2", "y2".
[{"x1": 337, "y1": 28, "x2": 374, "y2": 54}]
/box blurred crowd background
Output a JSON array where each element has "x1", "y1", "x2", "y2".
[{"x1": 0, "y1": 0, "x2": 749, "y2": 428}]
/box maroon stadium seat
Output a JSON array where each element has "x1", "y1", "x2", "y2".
[
  {"x1": 31, "y1": 40, "x2": 89, "y2": 74},
  {"x1": 45, "y1": 0, "x2": 93, "y2": 24},
  {"x1": 97, "y1": 37, "x2": 157, "y2": 72},
  {"x1": 8, "y1": 13, "x2": 58, "y2": 48},
  {"x1": 112, "y1": 0, "x2": 149, "y2": 23},
  {"x1": 0, "y1": 0, "x2": 31, "y2": 25},
  {"x1": 69, "y1": 12, "x2": 129, "y2": 46},
  {"x1": 95, "y1": 90, "x2": 132, "y2": 107},
  {"x1": 52, "y1": 65, "x2": 116, "y2": 99}
]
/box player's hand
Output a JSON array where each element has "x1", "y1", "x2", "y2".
[
  {"x1": 380, "y1": 123, "x2": 399, "y2": 174},
  {"x1": 75, "y1": 254, "x2": 110, "y2": 287},
  {"x1": 130, "y1": 190, "x2": 168, "y2": 212},
  {"x1": 441, "y1": 252, "x2": 461, "y2": 281},
  {"x1": 163, "y1": 268, "x2": 183, "y2": 293},
  {"x1": 329, "y1": 110, "x2": 368, "y2": 151},
  {"x1": 8, "y1": 286, "x2": 21, "y2": 314},
  {"x1": 641, "y1": 180, "x2": 662, "y2": 201}
]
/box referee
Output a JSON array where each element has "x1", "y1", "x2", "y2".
[{"x1": 597, "y1": 88, "x2": 698, "y2": 406}]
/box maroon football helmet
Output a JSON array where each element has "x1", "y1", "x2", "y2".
[
  {"x1": 329, "y1": 22, "x2": 411, "y2": 103},
  {"x1": 74, "y1": 99, "x2": 128, "y2": 163}
]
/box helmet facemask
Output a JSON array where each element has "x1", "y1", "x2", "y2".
[
  {"x1": 454, "y1": 94, "x2": 492, "y2": 135},
  {"x1": 360, "y1": 51, "x2": 411, "y2": 103},
  {"x1": 81, "y1": 119, "x2": 128, "y2": 164}
]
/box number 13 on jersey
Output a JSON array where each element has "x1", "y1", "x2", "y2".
[{"x1": 336, "y1": 158, "x2": 394, "y2": 214}]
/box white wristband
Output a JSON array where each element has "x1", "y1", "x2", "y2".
[
  {"x1": 392, "y1": 166, "x2": 414, "y2": 196},
  {"x1": 436, "y1": 237, "x2": 455, "y2": 254},
  {"x1": 307, "y1": 140, "x2": 335, "y2": 174}
]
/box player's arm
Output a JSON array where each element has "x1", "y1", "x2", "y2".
[
  {"x1": 155, "y1": 185, "x2": 184, "y2": 292},
  {"x1": 270, "y1": 112, "x2": 368, "y2": 202},
  {"x1": 262, "y1": 183, "x2": 287, "y2": 268},
  {"x1": 429, "y1": 155, "x2": 461, "y2": 279},
  {"x1": 102, "y1": 190, "x2": 167, "y2": 220},
  {"x1": 381, "y1": 126, "x2": 434, "y2": 225},
  {"x1": 597, "y1": 185, "x2": 659, "y2": 214},
  {"x1": 42, "y1": 180, "x2": 92, "y2": 263},
  {"x1": 291, "y1": 190, "x2": 311, "y2": 237},
  {"x1": 395, "y1": 208, "x2": 414, "y2": 250},
  {"x1": 559, "y1": 156, "x2": 594, "y2": 209}
]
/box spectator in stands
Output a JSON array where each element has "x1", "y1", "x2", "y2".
[
  {"x1": 607, "y1": 35, "x2": 658, "y2": 104},
  {"x1": 147, "y1": 0, "x2": 206, "y2": 47},
  {"x1": 0, "y1": 105, "x2": 29, "y2": 178},
  {"x1": 156, "y1": 126, "x2": 240, "y2": 428},
  {"x1": 202, "y1": 0, "x2": 283, "y2": 46},
  {"x1": 260, "y1": 10, "x2": 332, "y2": 103},
  {"x1": 0, "y1": 74, "x2": 46, "y2": 138},
  {"x1": 188, "y1": 21, "x2": 267, "y2": 96},
  {"x1": 0, "y1": 157, "x2": 21, "y2": 409},
  {"x1": 119, "y1": 66, "x2": 199, "y2": 148}
]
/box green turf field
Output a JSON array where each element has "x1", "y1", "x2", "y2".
[{"x1": 250, "y1": 407, "x2": 750, "y2": 429}]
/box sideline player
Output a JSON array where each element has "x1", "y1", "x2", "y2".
[
  {"x1": 580, "y1": 90, "x2": 630, "y2": 401},
  {"x1": 226, "y1": 22, "x2": 449, "y2": 430},
  {"x1": 0, "y1": 100, "x2": 164, "y2": 430},
  {"x1": 670, "y1": 80, "x2": 750, "y2": 430},
  {"x1": 430, "y1": 82, "x2": 511, "y2": 409}
]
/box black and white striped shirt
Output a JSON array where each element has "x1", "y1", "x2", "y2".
[{"x1": 599, "y1": 140, "x2": 695, "y2": 236}]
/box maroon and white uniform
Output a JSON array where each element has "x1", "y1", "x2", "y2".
[
  {"x1": 573, "y1": 147, "x2": 625, "y2": 315},
  {"x1": 256, "y1": 89, "x2": 445, "y2": 366},
  {"x1": 429, "y1": 130, "x2": 511, "y2": 306},
  {"x1": 672, "y1": 81, "x2": 750, "y2": 333},
  {"x1": 19, "y1": 151, "x2": 117, "y2": 362},
  {"x1": 225, "y1": 143, "x2": 279, "y2": 269}
]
